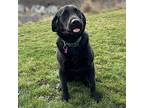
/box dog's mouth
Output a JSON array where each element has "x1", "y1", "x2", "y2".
[
  {"x1": 73, "y1": 28, "x2": 81, "y2": 33},
  {"x1": 61, "y1": 27, "x2": 81, "y2": 35}
]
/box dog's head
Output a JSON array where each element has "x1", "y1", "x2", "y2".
[{"x1": 52, "y1": 5, "x2": 86, "y2": 43}]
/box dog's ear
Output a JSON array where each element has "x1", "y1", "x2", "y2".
[
  {"x1": 52, "y1": 14, "x2": 59, "y2": 32},
  {"x1": 81, "y1": 12, "x2": 86, "y2": 27}
]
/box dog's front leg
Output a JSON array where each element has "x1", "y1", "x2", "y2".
[
  {"x1": 59, "y1": 68, "x2": 70, "y2": 101},
  {"x1": 89, "y1": 64, "x2": 101, "y2": 102}
]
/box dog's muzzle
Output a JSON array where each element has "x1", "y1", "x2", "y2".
[{"x1": 70, "y1": 18, "x2": 82, "y2": 33}]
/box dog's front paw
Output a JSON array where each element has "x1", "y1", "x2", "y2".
[
  {"x1": 61, "y1": 93, "x2": 70, "y2": 102},
  {"x1": 91, "y1": 92, "x2": 102, "y2": 103}
]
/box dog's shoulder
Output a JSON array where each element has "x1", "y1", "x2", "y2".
[
  {"x1": 56, "y1": 37, "x2": 62, "y2": 47},
  {"x1": 81, "y1": 32, "x2": 94, "y2": 61},
  {"x1": 80, "y1": 32, "x2": 89, "y2": 47},
  {"x1": 56, "y1": 37, "x2": 64, "y2": 55}
]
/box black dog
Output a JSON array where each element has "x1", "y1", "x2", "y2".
[{"x1": 52, "y1": 5, "x2": 101, "y2": 102}]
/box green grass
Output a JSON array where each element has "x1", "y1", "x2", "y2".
[{"x1": 18, "y1": 9, "x2": 126, "y2": 108}]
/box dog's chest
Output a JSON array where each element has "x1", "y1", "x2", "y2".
[
  {"x1": 64, "y1": 56, "x2": 89, "y2": 80},
  {"x1": 63, "y1": 46, "x2": 89, "y2": 69},
  {"x1": 64, "y1": 55, "x2": 88, "y2": 70},
  {"x1": 65, "y1": 46, "x2": 80, "y2": 56}
]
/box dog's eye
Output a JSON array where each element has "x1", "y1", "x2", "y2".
[
  {"x1": 62, "y1": 10, "x2": 69, "y2": 21},
  {"x1": 63, "y1": 10, "x2": 69, "y2": 14},
  {"x1": 74, "y1": 8, "x2": 78, "y2": 12},
  {"x1": 63, "y1": 10, "x2": 69, "y2": 17},
  {"x1": 73, "y1": 9, "x2": 81, "y2": 18}
]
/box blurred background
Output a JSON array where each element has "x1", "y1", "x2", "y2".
[{"x1": 18, "y1": 0, "x2": 125, "y2": 24}]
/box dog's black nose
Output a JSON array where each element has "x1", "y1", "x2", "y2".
[{"x1": 71, "y1": 19, "x2": 81, "y2": 26}]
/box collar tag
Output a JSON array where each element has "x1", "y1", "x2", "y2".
[
  {"x1": 64, "y1": 47, "x2": 68, "y2": 54},
  {"x1": 63, "y1": 41, "x2": 68, "y2": 54}
]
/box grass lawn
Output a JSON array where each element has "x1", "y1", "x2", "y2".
[{"x1": 18, "y1": 9, "x2": 126, "y2": 108}]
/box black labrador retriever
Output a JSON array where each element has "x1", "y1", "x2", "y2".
[{"x1": 52, "y1": 5, "x2": 101, "y2": 102}]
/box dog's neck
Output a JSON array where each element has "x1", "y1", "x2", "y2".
[
  {"x1": 61, "y1": 36, "x2": 82, "y2": 54},
  {"x1": 61, "y1": 36, "x2": 82, "y2": 47}
]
